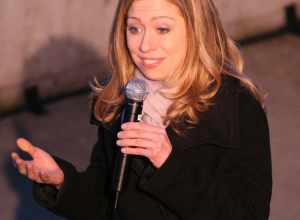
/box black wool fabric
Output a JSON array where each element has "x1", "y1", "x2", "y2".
[{"x1": 33, "y1": 76, "x2": 272, "y2": 220}]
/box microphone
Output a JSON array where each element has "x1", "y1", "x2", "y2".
[{"x1": 113, "y1": 78, "x2": 148, "y2": 209}]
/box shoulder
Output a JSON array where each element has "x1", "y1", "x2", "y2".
[
  {"x1": 218, "y1": 76, "x2": 270, "y2": 147},
  {"x1": 216, "y1": 75, "x2": 262, "y2": 107},
  {"x1": 191, "y1": 74, "x2": 268, "y2": 149},
  {"x1": 214, "y1": 74, "x2": 265, "y2": 119}
]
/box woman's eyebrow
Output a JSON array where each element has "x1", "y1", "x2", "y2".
[
  {"x1": 126, "y1": 16, "x2": 175, "y2": 21},
  {"x1": 127, "y1": 16, "x2": 140, "y2": 21},
  {"x1": 151, "y1": 16, "x2": 175, "y2": 21}
]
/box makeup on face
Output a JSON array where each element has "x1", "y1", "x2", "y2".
[{"x1": 126, "y1": 0, "x2": 187, "y2": 82}]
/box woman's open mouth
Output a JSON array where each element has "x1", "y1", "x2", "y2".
[{"x1": 140, "y1": 58, "x2": 165, "y2": 69}]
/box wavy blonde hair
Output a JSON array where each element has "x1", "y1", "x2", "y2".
[{"x1": 93, "y1": 0, "x2": 263, "y2": 133}]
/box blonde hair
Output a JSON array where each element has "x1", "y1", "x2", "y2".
[{"x1": 93, "y1": 0, "x2": 264, "y2": 133}]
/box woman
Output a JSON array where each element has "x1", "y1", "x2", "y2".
[{"x1": 11, "y1": 0, "x2": 272, "y2": 219}]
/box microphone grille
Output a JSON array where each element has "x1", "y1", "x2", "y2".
[{"x1": 125, "y1": 78, "x2": 148, "y2": 101}]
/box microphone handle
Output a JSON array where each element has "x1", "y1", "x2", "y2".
[{"x1": 113, "y1": 100, "x2": 143, "y2": 209}]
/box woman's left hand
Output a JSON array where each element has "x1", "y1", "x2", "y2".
[{"x1": 117, "y1": 122, "x2": 172, "y2": 168}]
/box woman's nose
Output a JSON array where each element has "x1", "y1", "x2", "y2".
[{"x1": 139, "y1": 30, "x2": 156, "y2": 53}]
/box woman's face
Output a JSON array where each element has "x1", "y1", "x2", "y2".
[{"x1": 126, "y1": 0, "x2": 187, "y2": 81}]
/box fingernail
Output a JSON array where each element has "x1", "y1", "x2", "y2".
[
  {"x1": 121, "y1": 123, "x2": 127, "y2": 129},
  {"x1": 116, "y1": 140, "x2": 121, "y2": 146}
]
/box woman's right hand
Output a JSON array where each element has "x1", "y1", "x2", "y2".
[{"x1": 11, "y1": 138, "x2": 64, "y2": 189}]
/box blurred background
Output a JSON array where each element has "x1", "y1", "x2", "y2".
[{"x1": 0, "y1": 0, "x2": 299, "y2": 219}]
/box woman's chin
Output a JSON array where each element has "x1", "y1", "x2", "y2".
[{"x1": 137, "y1": 70, "x2": 165, "y2": 82}]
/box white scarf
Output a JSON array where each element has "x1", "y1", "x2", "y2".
[{"x1": 135, "y1": 71, "x2": 173, "y2": 128}]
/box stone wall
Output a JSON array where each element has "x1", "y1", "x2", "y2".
[
  {"x1": 0, "y1": 0, "x2": 299, "y2": 111},
  {"x1": 215, "y1": 0, "x2": 298, "y2": 39},
  {"x1": 0, "y1": 0, "x2": 118, "y2": 111}
]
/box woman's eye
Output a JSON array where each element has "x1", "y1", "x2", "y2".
[
  {"x1": 157, "y1": 27, "x2": 170, "y2": 34},
  {"x1": 127, "y1": 26, "x2": 141, "y2": 34}
]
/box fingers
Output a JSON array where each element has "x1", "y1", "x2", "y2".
[
  {"x1": 121, "y1": 122, "x2": 164, "y2": 134},
  {"x1": 118, "y1": 130, "x2": 160, "y2": 141},
  {"x1": 121, "y1": 147, "x2": 150, "y2": 158},
  {"x1": 26, "y1": 163, "x2": 43, "y2": 183},
  {"x1": 117, "y1": 138, "x2": 154, "y2": 149},
  {"x1": 16, "y1": 138, "x2": 37, "y2": 157},
  {"x1": 11, "y1": 152, "x2": 43, "y2": 182},
  {"x1": 118, "y1": 122, "x2": 172, "y2": 168},
  {"x1": 117, "y1": 122, "x2": 167, "y2": 153},
  {"x1": 11, "y1": 152, "x2": 20, "y2": 168},
  {"x1": 11, "y1": 145, "x2": 63, "y2": 185},
  {"x1": 118, "y1": 122, "x2": 166, "y2": 141},
  {"x1": 11, "y1": 152, "x2": 27, "y2": 175}
]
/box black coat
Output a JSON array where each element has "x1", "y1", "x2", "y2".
[{"x1": 33, "y1": 76, "x2": 272, "y2": 220}]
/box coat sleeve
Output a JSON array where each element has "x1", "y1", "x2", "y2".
[
  {"x1": 33, "y1": 125, "x2": 110, "y2": 220},
  {"x1": 138, "y1": 89, "x2": 273, "y2": 220}
]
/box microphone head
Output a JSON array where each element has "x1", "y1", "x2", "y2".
[{"x1": 125, "y1": 78, "x2": 148, "y2": 102}]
